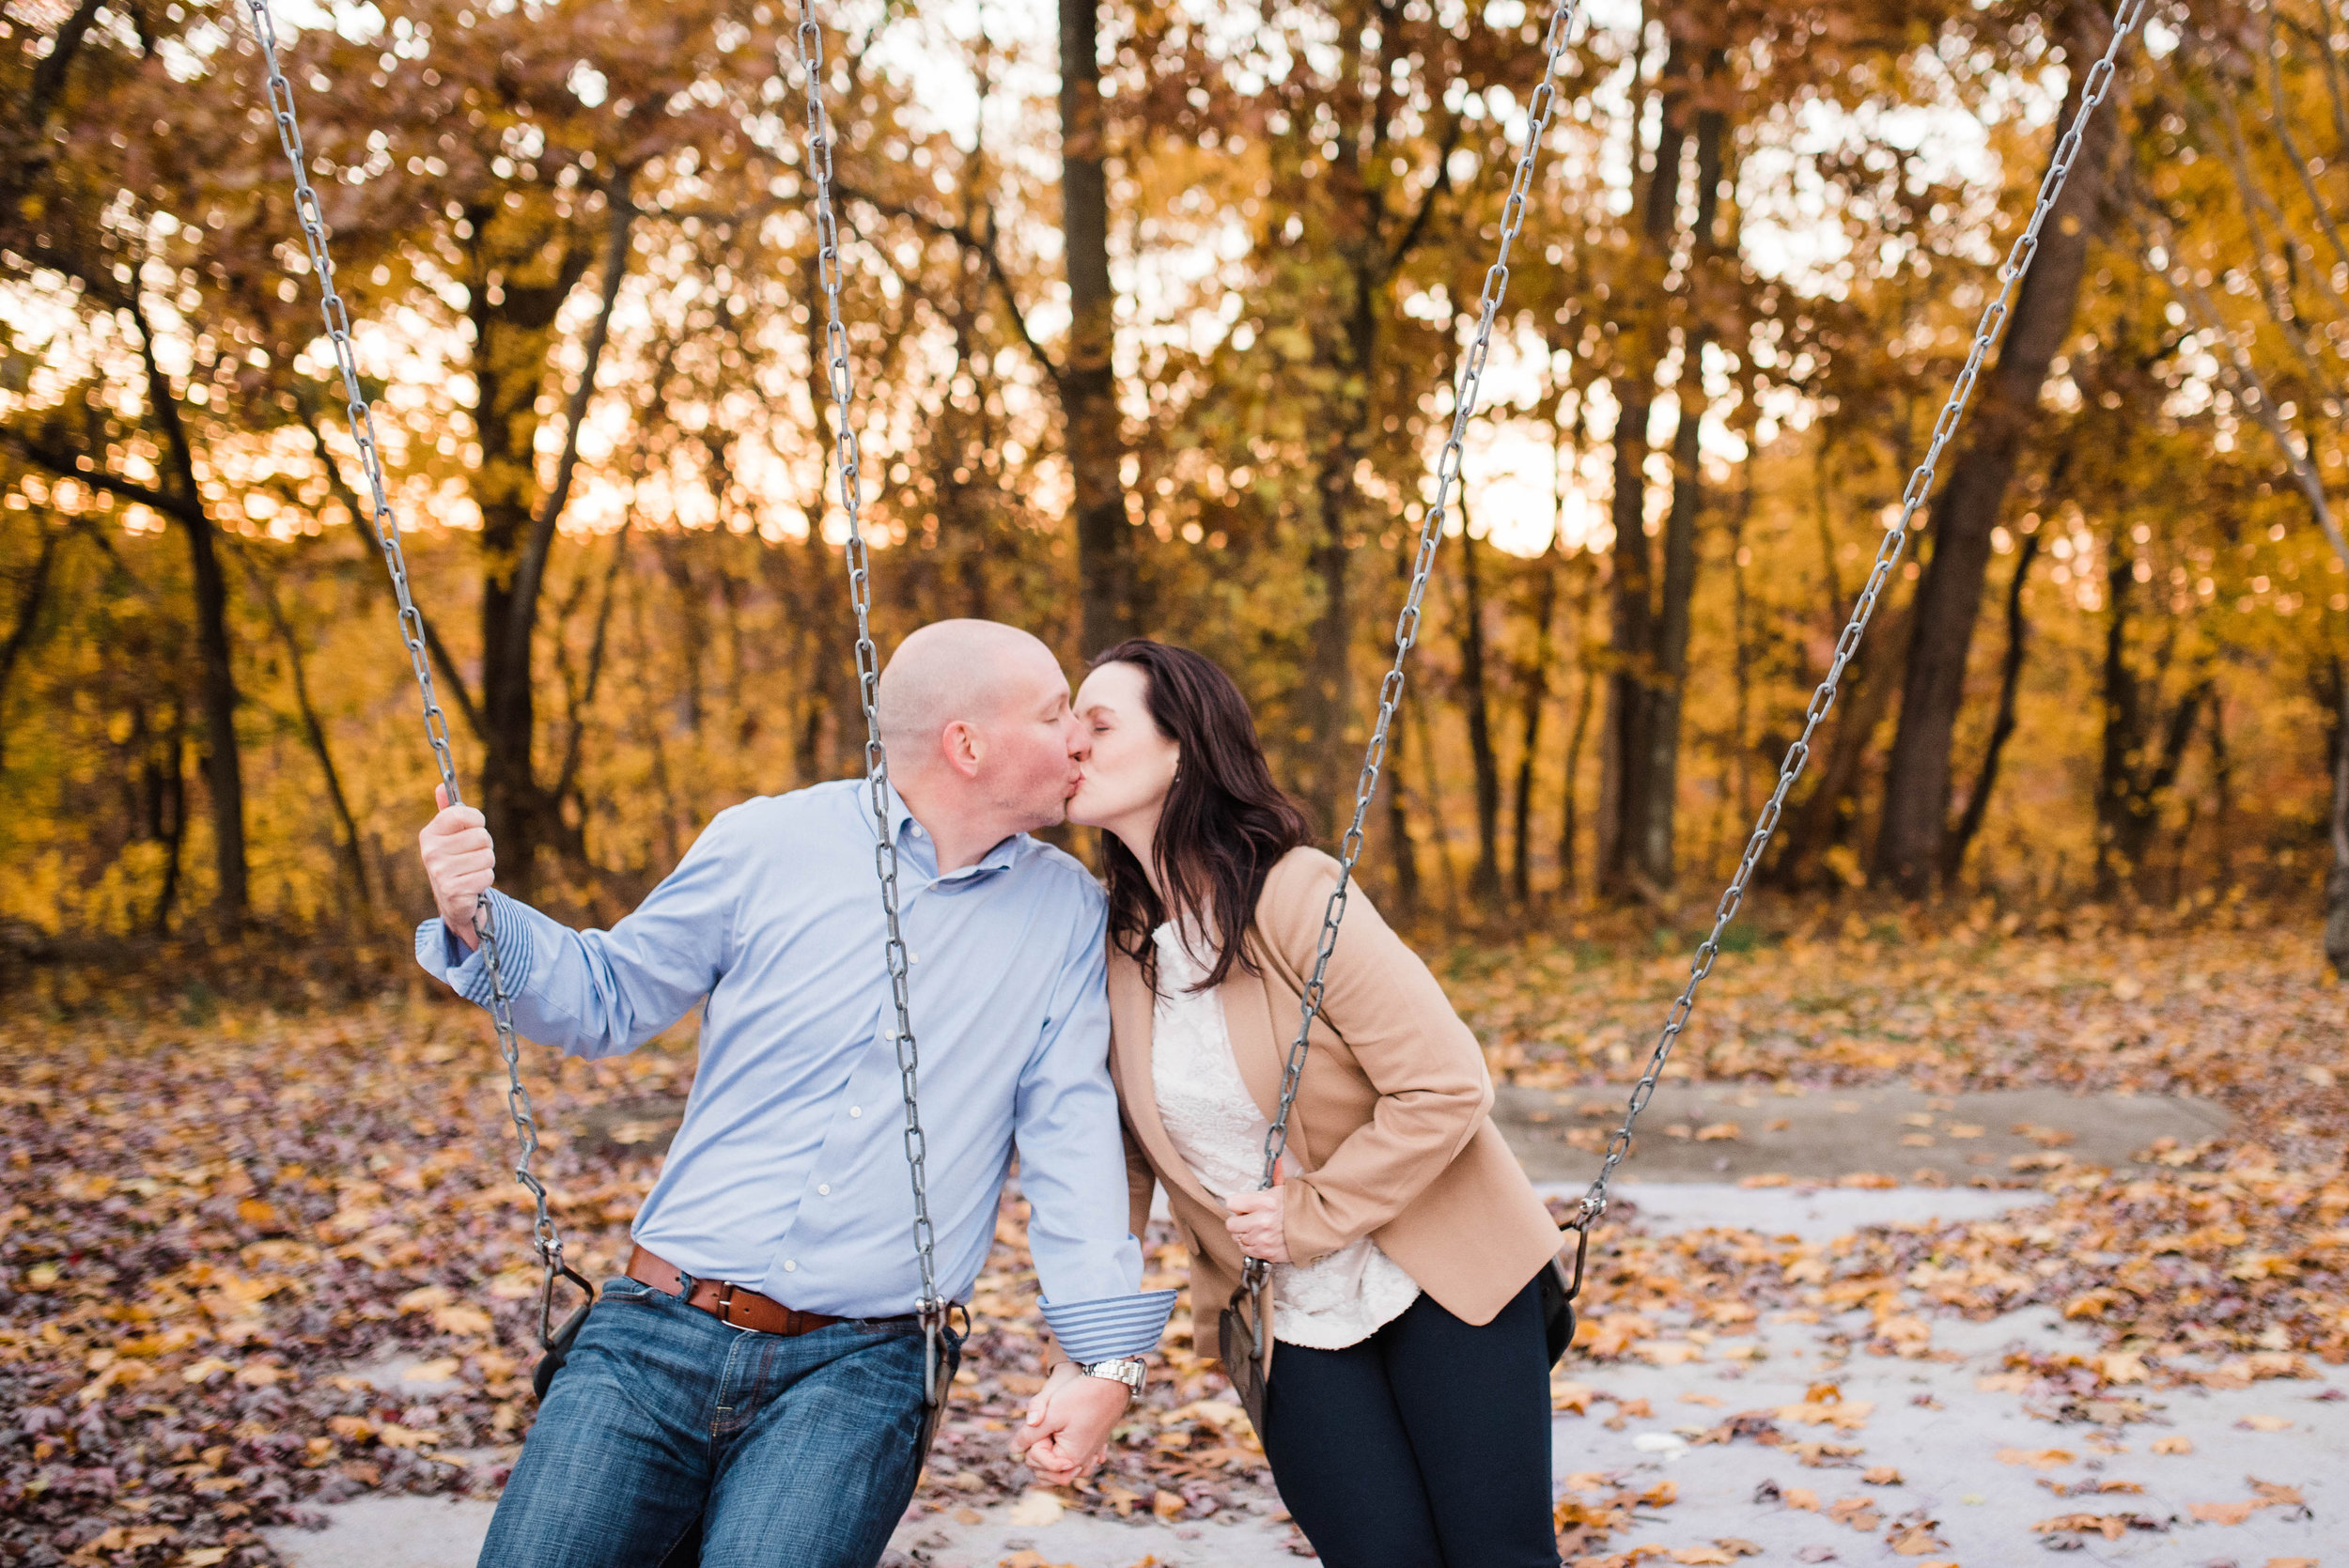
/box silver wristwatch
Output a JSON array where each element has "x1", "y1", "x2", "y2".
[{"x1": 1076, "y1": 1356, "x2": 1145, "y2": 1394}]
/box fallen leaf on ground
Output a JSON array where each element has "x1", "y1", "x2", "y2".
[{"x1": 1998, "y1": 1447, "x2": 2076, "y2": 1468}]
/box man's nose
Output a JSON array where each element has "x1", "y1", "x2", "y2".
[{"x1": 1065, "y1": 716, "x2": 1090, "y2": 757}]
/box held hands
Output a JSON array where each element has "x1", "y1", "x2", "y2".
[
  {"x1": 1224, "y1": 1166, "x2": 1291, "y2": 1265},
  {"x1": 418, "y1": 784, "x2": 495, "y2": 952},
  {"x1": 1011, "y1": 1362, "x2": 1131, "y2": 1484}
]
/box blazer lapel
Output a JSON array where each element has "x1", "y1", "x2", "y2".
[{"x1": 1107, "y1": 952, "x2": 1223, "y2": 1217}]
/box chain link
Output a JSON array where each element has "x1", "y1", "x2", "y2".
[
  {"x1": 792, "y1": 4, "x2": 942, "y2": 1336},
  {"x1": 1570, "y1": 0, "x2": 2147, "y2": 1225},
  {"x1": 1247, "y1": 0, "x2": 1590, "y2": 1285},
  {"x1": 237, "y1": 1, "x2": 581, "y2": 1331}
]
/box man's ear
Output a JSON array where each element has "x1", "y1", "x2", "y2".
[{"x1": 941, "y1": 719, "x2": 985, "y2": 779}]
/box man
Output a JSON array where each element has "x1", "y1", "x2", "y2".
[{"x1": 415, "y1": 619, "x2": 1174, "y2": 1568}]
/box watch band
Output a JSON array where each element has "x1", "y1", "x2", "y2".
[{"x1": 1076, "y1": 1356, "x2": 1145, "y2": 1394}]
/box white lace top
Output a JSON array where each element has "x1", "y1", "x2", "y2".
[{"x1": 1147, "y1": 923, "x2": 1421, "y2": 1349}]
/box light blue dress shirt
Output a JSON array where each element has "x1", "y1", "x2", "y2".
[{"x1": 415, "y1": 779, "x2": 1174, "y2": 1362}]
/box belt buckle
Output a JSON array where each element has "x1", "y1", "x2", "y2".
[{"x1": 713, "y1": 1281, "x2": 742, "y2": 1327}]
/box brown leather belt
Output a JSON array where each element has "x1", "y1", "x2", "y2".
[{"x1": 626, "y1": 1244, "x2": 897, "y2": 1337}]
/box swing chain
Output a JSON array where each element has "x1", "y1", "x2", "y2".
[
  {"x1": 792, "y1": 4, "x2": 944, "y2": 1359},
  {"x1": 239, "y1": 0, "x2": 584, "y2": 1340},
  {"x1": 1571, "y1": 0, "x2": 2147, "y2": 1229},
  {"x1": 1246, "y1": 0, "x2": 1590, "y2": 1290}
]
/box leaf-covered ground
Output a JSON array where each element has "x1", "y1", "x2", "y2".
[{"x1": 1, "y1": 911, "x2": 2341, "y2": 1567}]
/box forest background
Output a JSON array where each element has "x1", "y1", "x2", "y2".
[{"x1": 4, "y1": 0, "x2": 2349, "y2": 972}]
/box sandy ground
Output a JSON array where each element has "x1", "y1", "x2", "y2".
[{"x1": 260, "y1": 1148, "x2": 2343, "y2": 1568}]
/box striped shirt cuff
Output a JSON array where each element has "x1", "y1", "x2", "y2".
[
  {"x1": 412, "y1": 890, "x2": 537, "y2": 1008},
  {"x1": 1039, "y1": 1289, "x2": 1179, "y2": 1363}
]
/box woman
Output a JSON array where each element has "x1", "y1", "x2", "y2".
[{"x1": 1057, "y1": 638, "x2": 1567, "y2": 1568}]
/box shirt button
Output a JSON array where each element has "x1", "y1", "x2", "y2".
[
  {"x1": 817, "y1": 1184, "x2": 832, "y2": 1196},
  {"x1": 848, "y1": 1106, "x2": 862, "y2": 1118},
  {"x1": 910, "y1": 952, "x2": 921, "y2": 965},
  {"x1": 783, "y1": 1260, "x2": 798, "y2": 1273}
]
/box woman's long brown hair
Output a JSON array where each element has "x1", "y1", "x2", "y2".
[{"x1": 1090, "y1": 640, "x2": 1312, "y2": 992}]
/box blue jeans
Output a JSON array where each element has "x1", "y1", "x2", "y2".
[{"x1": 478, "y1": 1276, "x2": 958, "y2": 1568}]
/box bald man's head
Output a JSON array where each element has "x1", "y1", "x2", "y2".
[
  {"x1": 876, "y1": 619, "x2": 1062, "y2": 759},
  {"x1": 875, "y1": 620, "x2": 1081, "y2": 839}
]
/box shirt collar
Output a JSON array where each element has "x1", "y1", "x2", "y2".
[{"x1": 879, "y1": 780, "x2": 1022, "y2": 881}]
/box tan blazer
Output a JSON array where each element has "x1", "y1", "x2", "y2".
[{"x1": 1110, "y1": 846, "x2": 1565, "y2": 1364}]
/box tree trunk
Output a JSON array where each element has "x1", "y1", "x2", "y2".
[
  {"x1": 1875, "y1": 2, "x2": 2120, "y2": 897},
  {"x1": 465, "y1": 184, "x2": 631, "y2": 901},
  {"x1": 2326, "y1": 657, "x2": 2348, "y2": 973},
  {"x1": 1634, "y1": 56, "x2": 1729, "y2": 894},
  {"x1": 2093, "y1": 538, "x2": 2208, "y2": 901},
  {"x1": 1559, "y1": 563, "x2": 1598, "y2": 896},
  {"x1": 1384, "y1": 709, "x2": 1422, "y2": 918},
  {"x1": 1511, "y1": 547, "x2": 1562, "y2": 904},
  {"x1": 1942, "y1": 529, "x2": 2042, "y2": 885},
  {"x1": 149, "y1": 691, "x2": 187, "y2": 937},
  {"x1": 1458, "y1": 523, "x2": 1504, "y2": 906},
  {"x1": 0, "y1": 523, "x2": 60, "y2": 773},
  {"x1": 1598, "y1": 36, "x2": 1693, "y2": 900},
  {"x1": 1060, "y1": 0, "x2": 1134, "y2": 656},
  {"x1": 132, "y1": 300, "x2": 246, "y2": 922}
]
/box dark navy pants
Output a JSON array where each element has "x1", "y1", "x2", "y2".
[
  {"x1": 478, "y1": 1275, "x2": 957, "y2": 1568},
  {"x1": 1258, "y1": 1275, "x2": 1560, "y2": 1568}
]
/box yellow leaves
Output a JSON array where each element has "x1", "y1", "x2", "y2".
[
  {"x1": 70, "y1": 1525, "x2": 177, "y2": 1560},
  {"x1": 2189, "y1": 1474, "x2": 2302, "y2": 1521},
  {"x1": 1825, "y1": 1496, "x2": 1880, "y2": 1530},
  {"x1": 432, "y1": 1302, "x2": 495, "y2": 1337},
  {"x1": 2190, "y1": 1499, "x2": 2261, "y2": 1525},
  {"x1": 402, "y1": 1357, "x2": 461, "y2": 1384},
  {"x1": 1861, "y1": 1466, "x2": 1904, "y2": 1485},
  {"x1": 2151, "y1": 1435, "x2": 2193, "y2": 1454},
  {"x1": 1776, "y1": 1384, "x2": 1872, "y2": 1431},
  {"x1": 2062, "y1": 1287, "x2": 2122, "y2": 1319},
  {"x1": 1999, "y1": 1447, "x2": 2077, "y2": 1469},
  {"x1": 396, "y1": 1283, "x2": 454, "y2": 1313},
  {"x1": 1885, "y1": 1520, "x2": 1948, "y2": 1556},
  {"x1": 2236, "y1": 1413, "x2": 2293, "y2": 1431},
  {"x1": 1637, "y1": 1339, "x2": 1703, "y2": 1367},
  {"x1": 1782, "y1": 1487, "x2": 1820, "y2": 1511},
  {"x1": 1551, "y1": 1379, "x2": 1595, "y2": 1413},
  {"x1": 488, "y1": 1266, "x2": 541, "y2": 1300},
  {"x1": 1149, "y1": 1489, "x2": 1184, "y2": 1520},
  {"x1": 1692, "y1": 1123, "x2": 1740, "y2": 1141},
  {"x1": 2032, "y1": 1514, "x2": 2137, "y2": 1540},
  {"x1": 372, "y1": 1424, "x2": 442, "y2": 1450},
  {"x1": 234, "y1": 1198, "x2": 278, "y2": 1227},
  {"x1": 177, "y1": 1550, "x2": 232, "y2": 1567}
]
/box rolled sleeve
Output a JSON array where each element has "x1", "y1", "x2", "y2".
[
  {"x1": 1015, "y1": 891, "x2": 1174, "y2": 1358},
  {"x1": 1039, "y1": 1290, "x2": 1179, "y2": 1363},
  {"x1": 412, "y1": 890, "x2": 544, "y2": 1009},
  {"x1": 410, "y1": 808, "x2": 744, "y2": 1059}
]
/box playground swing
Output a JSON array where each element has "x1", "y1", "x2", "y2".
[{"x1": 236, "y1": 0, "x2": 2147, "y2": 1458}]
